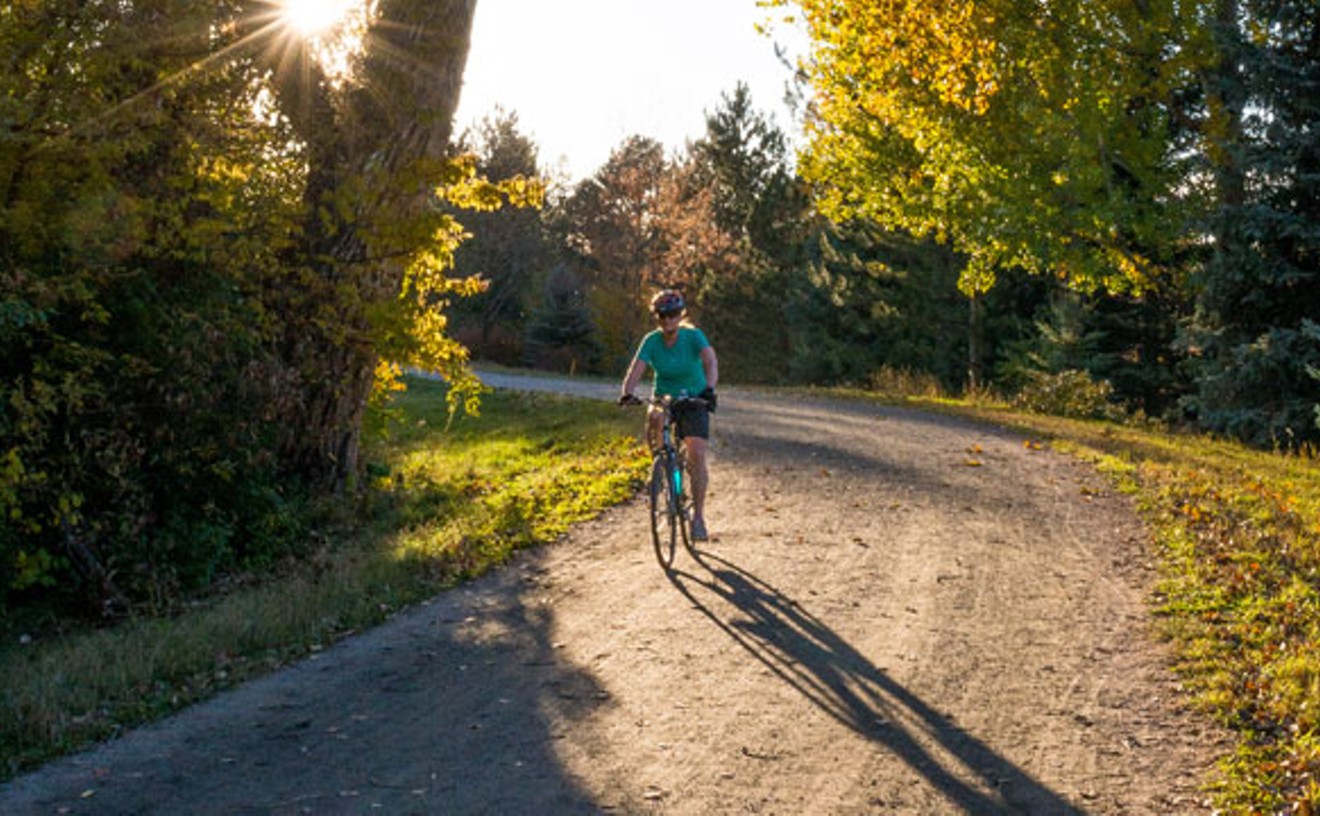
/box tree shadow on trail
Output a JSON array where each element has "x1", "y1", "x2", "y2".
[{"x1": 667, "y1": 551, "x2": 1084, "y2": 815}]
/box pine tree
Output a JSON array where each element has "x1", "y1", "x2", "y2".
[
  {"x1": 523, "y1": 265, "x2": 601, "y2": 375},
  {"x1": 687, "y1": 84, "x2": 810, "y2": 384},
  {"x1": 1183, "y1": 0, "x2": 1320, "y2": 447},
  {"x1": 450, "y1": 109, "x2": 550, "y2": 365}
]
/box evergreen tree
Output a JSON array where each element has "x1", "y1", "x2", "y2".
[
  {"x1": 450, "y1": 109, "x2": 550, "y2": 365},
  {"x1": 1088, "y1": 286, "x2": 1189, "y2": 418},
  {"x1": 691, "y1": 83, "x2": 793, "y2": 243},
  {"x1": 522, "y1": 264, "x2": 601, "y2": 374},
  {"x1": 687, "y1": 84, "x2": 811, "y2": 383},
  {"x1": 1182, "y1": 0, "x2": 1320, "y2": 447},
  {"x1": 790, "y1": 219, "x2": 1034, "y2": 393}
]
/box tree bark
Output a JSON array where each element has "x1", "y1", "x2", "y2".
[
  {"x1": 269, "y1": 0, "x2": 478, "y2": 492},
  {"x1": 967, "y1": 292, "x2": 983, "y2": 393}
]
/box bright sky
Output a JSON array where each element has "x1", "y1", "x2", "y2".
[{"x1": 453, "y1": 0, "x2": 809, "y2": 184}]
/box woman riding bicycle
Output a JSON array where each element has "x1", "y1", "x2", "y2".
[{"x1": 619, "y1": 289, "x2": 719, "y2": 541}]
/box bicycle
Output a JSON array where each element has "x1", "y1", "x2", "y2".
[{"x1": 619, "y1": 393, "x2": 706, "y2": 569}]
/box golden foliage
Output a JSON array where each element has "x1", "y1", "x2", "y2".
[{"x1": 768, "y1": 0, "x2": 1208, "y2": 294}]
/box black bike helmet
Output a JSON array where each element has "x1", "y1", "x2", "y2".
[{"x1": 650, "y1": 289, "x2": 685, "y2": 317}]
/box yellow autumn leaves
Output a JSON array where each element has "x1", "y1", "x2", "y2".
[{"x1": 763, "y1": 0, "x2": 1200, "y2": 297}]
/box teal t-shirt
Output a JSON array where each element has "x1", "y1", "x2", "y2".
[{"x1": 637, "y1": 326, "x2": 710, "y2": 397}]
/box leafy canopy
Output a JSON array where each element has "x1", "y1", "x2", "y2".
[{"x1": 768, "y1": 0, "x2": 1208, "y2": 295}]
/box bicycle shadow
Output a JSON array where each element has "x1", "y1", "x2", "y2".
[{"x1": 666, "y1": 550, "x2": 1084, "y2": 815}]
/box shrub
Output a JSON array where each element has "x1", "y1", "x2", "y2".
[
  {"x1": 1013, "y1": 369, "x2": 1126, "y2": 421},
  {"x1": 866, "y1": 366, "x2": 946, "y2": 399}
]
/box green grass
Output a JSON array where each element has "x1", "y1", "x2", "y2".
[
  {"x1": 0, "y1": 377, "x2": 648, "y2": 781},
  {"x1": 919, "y1": 400, "x2": 1320, "y2": 813}
]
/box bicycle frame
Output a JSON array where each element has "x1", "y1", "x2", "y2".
[{"x1": 628, "y1": 394, "x2": 705, "y2": 569}]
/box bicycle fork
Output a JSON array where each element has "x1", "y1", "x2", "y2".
[
  {"x1": 664, "y1": 446, "x2": 689, "y2": 521},
  {"x1": 660, "y1": 417, "x2": 690, "y2": 522}
]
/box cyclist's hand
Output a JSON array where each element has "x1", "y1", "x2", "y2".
[
  {"x1": 618, "y1": 393, "x2": 642, "y2": 407},
  {"x1": 699, "y1": 387, "x2": 717, "y2": 413}
]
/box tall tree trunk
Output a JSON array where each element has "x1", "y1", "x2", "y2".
[
  {"x1": 967, "y1": 292, "x2": 983, "y2": 393},
  {"x1": 269, "y1": 0, "x2": 478, "y2": 492},
  {"x1": 1206, "y1": 0, "x2": 1247, "y2": 282}
]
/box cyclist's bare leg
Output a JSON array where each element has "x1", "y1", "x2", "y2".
[
  {"x1": 645, "y1": 406, "x2": 665, "y2": 453},
  {"x1": 684, "y1": 436, "x2": 709, "y2": 527}
]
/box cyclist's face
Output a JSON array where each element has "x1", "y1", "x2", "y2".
[{"x1": 656, "y1": 312, "x2": 682, "y2": 333}]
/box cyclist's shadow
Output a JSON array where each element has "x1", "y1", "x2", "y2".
[{"x1": 666, "y1": 550, "x2": 1083, "y2": 815}]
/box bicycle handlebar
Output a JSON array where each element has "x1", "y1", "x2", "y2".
[{"x1": 618, "y1": 393, "x2": 708, "y2": 410}]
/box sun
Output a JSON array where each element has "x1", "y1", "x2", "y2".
[
  {"x1": 269, "y1": 0, "x2": 376, "y2": 86},
  {"x1": 280, "y1": 0, "x2": 357, "y2": 38}
]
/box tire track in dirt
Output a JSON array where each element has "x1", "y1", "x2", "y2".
[{"x1": 0, "y1": 378, "x2": 1226, "y2": 814}]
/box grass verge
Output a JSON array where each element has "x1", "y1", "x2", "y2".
[
  {"x1": 926, "y1": 400, "x2": 1320, "y2": 812},
  {"x1": 0, "y1": 377, "x2": 648, "y2": 781}
]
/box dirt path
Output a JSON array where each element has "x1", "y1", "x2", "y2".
[{"x1": 0, "y1": 378, "x2": 1226, "y2": 814}]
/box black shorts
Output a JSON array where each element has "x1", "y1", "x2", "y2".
[{"x1": 672, "y1": 400, "x2": 710, "y2": 440}]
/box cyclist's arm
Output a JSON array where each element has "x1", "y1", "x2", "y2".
[
  {"x1": 621, "y1": 354, "x2": 648, "y2": 399},
  {"x1": 700, "y1": 345, "x2": 718, "y2": 390}
]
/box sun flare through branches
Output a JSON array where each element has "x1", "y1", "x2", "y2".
[
  {"x1": 273, "y1": 0, "x2": 376, "y2": 85},
  {"x1": 279, "y1": 0, "x2": 356, "y2": 36}
]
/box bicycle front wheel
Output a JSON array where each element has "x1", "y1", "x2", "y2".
[
  {"x1": 675, "y1": 460, "x2": 693, "y2": 557},
  {"x1": 649, "y1": 455, "x2": 678, "y2": 569}
]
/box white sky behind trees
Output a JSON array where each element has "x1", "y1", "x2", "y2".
[{"x1": 453, "y1": 0, "x2": 808, "y2": 183}]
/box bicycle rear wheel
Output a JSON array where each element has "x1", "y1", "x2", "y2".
[{"x1": 649, "y1": 455, "x2": 678, "y2": 568}]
